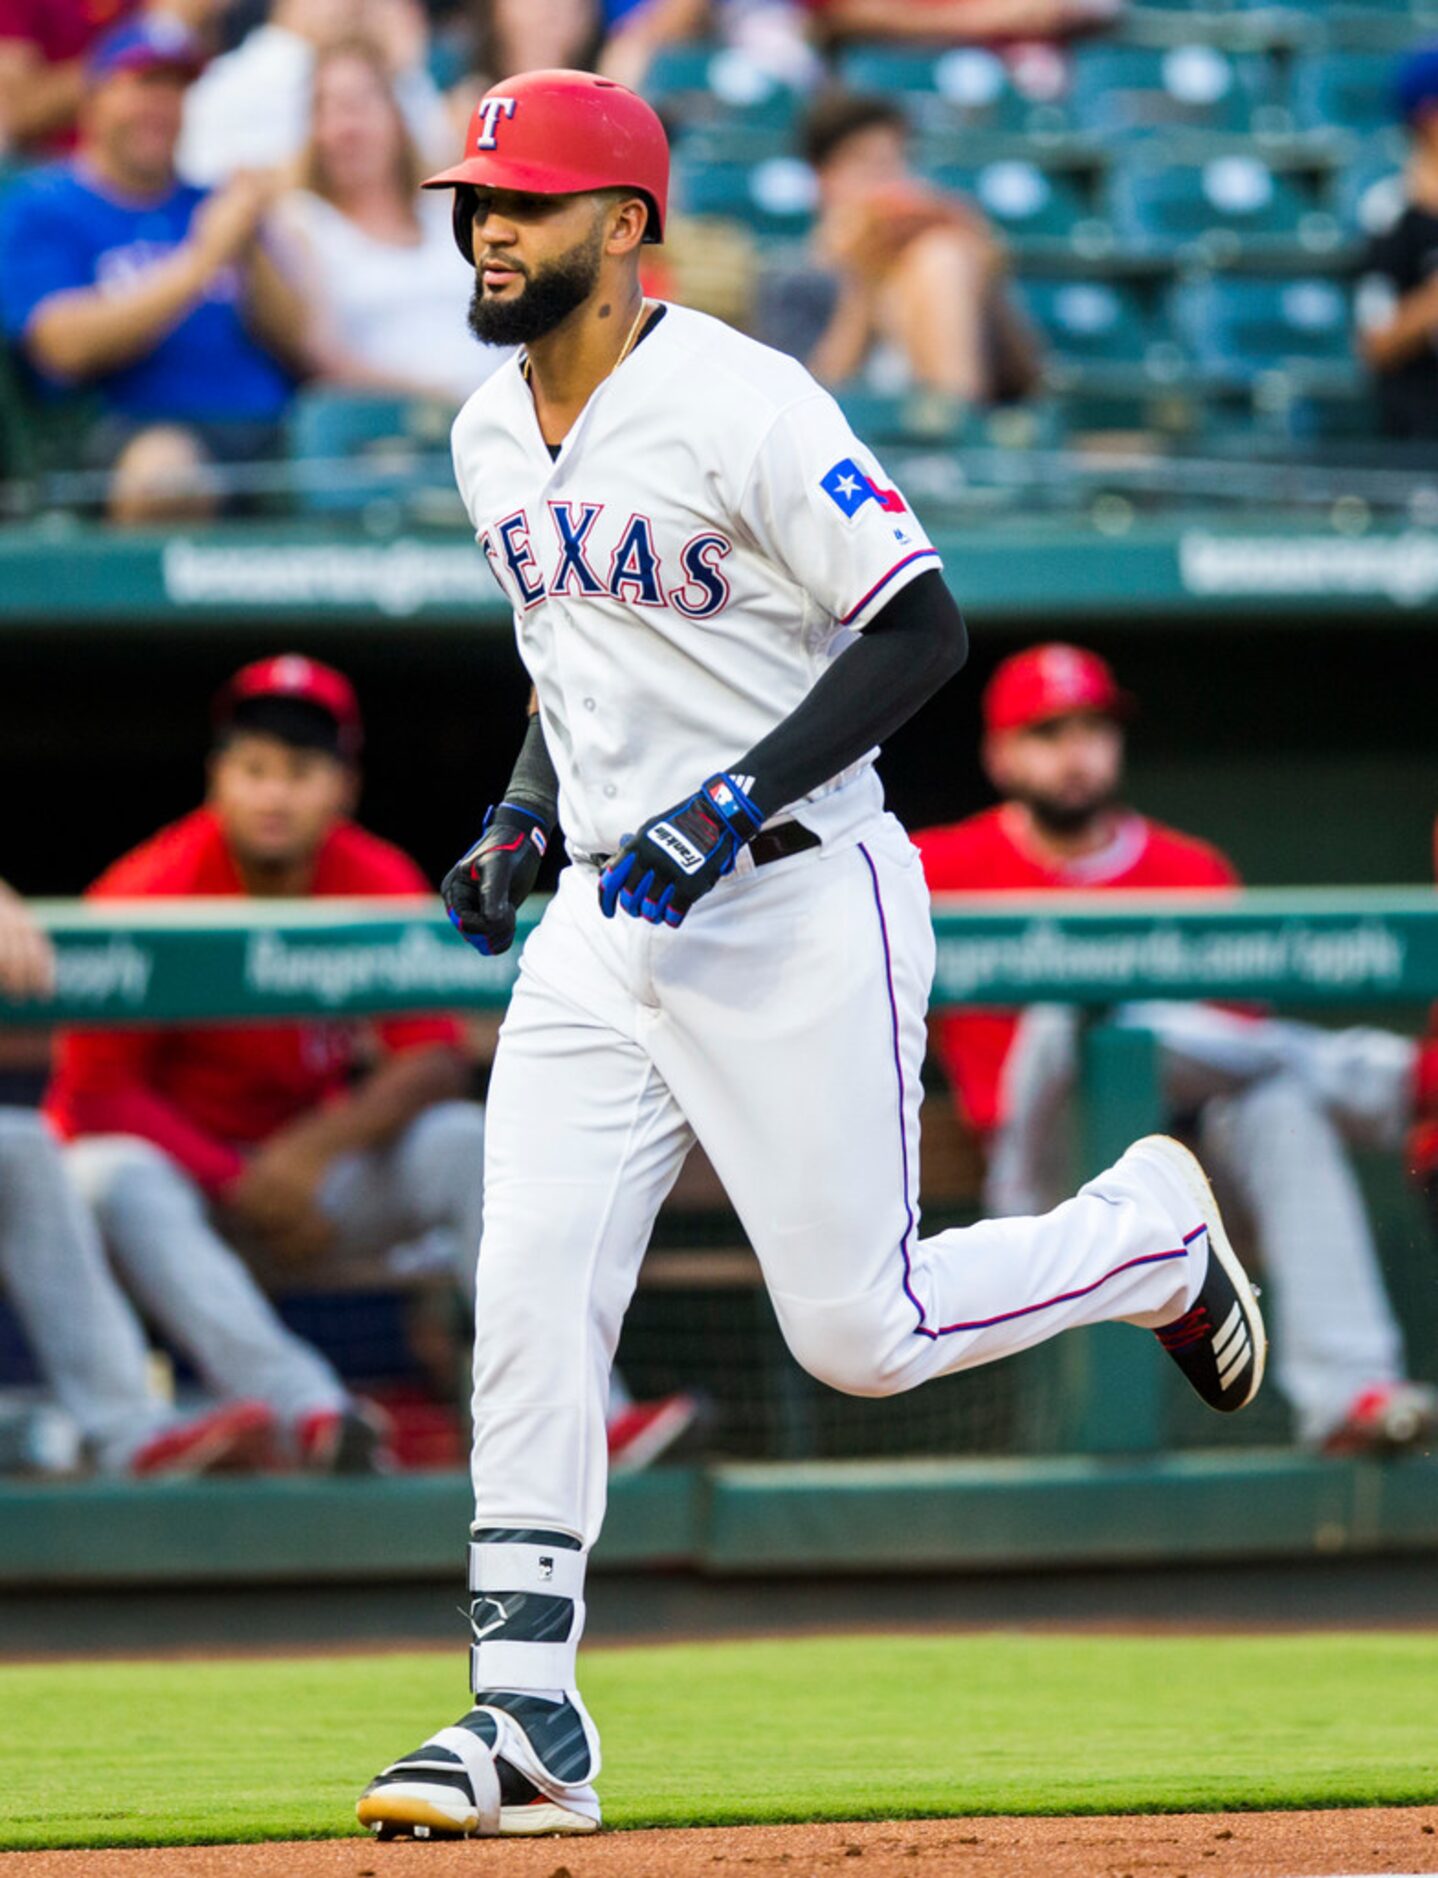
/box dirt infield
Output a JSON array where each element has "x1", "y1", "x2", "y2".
[{"x1": 5, "y1": 1810, "x2": 1437, "y2": 1877}]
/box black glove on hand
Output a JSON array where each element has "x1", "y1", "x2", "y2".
[
  {"x1": 598, "y1": 773, "x2": 764, "y2": 927},
  {"x1": 443, "y1": 803, "x2": 549, "y2": 956}
]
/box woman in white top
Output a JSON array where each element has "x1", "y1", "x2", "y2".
[{"x1": 277, "y1": 37, "x2": 510, "y2": 404}]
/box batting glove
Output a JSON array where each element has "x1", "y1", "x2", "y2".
[
  {"x1": 442, "y1": 803, "x2": 549, "y2": 956},
  {"x1": 598, "y1": 773, "x2": 764, "y2": 927}
]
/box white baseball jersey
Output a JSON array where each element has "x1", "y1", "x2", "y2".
[{"x1": 450, "y1": 304, "x2": 941, "y2": 857}]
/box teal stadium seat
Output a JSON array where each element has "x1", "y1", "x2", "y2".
[
  {"x1": 642, "y1": 40, "x2": 801, "y2": 131},
  {"x1": 286, "y1": 389, "x2": 457, "y2": 514},
  {"x1": 1169, "y1": 273, "x2": 1353, "y2": 378},
  {"x1": 1332, "y1": 146, "x2": 1404, "y2": 236},
  {"x1": 1107, "y1": 153, "x2": 1324, "y2": 257},
  {"x1": 836, "y1": 44, "x2": 1028, "y2": 132},
  {"x1": 676, "y1": 156, "x2": 817, "y2": 236},
  {"x1": 1066, "y1": 43, "x2": 1271, "y2": 137},
  {"x1": 924, "y1": 159, "x2": 1093, "y2": 249},
  {"x1": 1020, "y1": 278, "x2": 1157, "y2": 365},
  {"x1": 1290, "y1": 51, "x2": 1396, "y2": 136}
]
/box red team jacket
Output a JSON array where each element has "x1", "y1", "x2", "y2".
[
  {"x1": 913, "y1": 804, "x2": 1238, "y2": 1136},
  {"x1": 45, "y1": 808, "x2": 462, "y2": 1194}
]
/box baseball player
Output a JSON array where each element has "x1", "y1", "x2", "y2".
[
  {"x1": 0, "y1": 879, "x2": 275, "y2": 1475},
  {"x1": 916, "y1": 644, "x2": 1433, "y2": 1457},
  {"x1": 358, "y1": 70, "x2": 1266, "y2": 1840}
]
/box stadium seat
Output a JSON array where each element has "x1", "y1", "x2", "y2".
[
  {"x1": 836, "y1": 44, "x2": 1028, "y2": 132},
  {"x1": 1066, "y1": 43, "x2": 1271, "y2": 138},
  {"x1": 924, "y1": 160, "x2": 1094, "y2": 248},
  {"x1": 1331, "y1": 145, "x2": 1404, "y2": 237},
  {"x1": 1169, "y1": 273, "x2": 1354, "y2": 379},
  {"x1": 1019, "y1": 277, "x2": 1158, "y2": 365},
  {"x1": 1290, "y1": 51, "x2": 1396, "y2": 137},
  {"x1": 1106, "y1": 153, "x2": 1325, "y2": 258},
  {"x1": 642, "y1": 40, "x2": 801, "y2": 131},
  {"x1": 286, "y1": 389, "x2": 457, "y2": 514},
  {"x1": 675, "y1": 156, "x2": 817, "y2": 237}
]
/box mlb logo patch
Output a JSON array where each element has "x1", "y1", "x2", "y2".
[{"x1": 821, "y1": 458, "x2": 908, "y2": 519}]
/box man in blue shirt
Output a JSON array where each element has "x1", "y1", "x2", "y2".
[{"x1": 0, "y1": 16, "x2": 310, "y2": 523}]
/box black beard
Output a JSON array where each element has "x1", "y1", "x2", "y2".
[
  {"x1": 467, "y1": 231, "x2": 604, "y2": 348},
  {"x1": 1019, "y1": 788, "x2": 1117, "y2": 839}
]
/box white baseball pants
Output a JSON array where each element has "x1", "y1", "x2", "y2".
[
  {"x1": 471, "y1": 815, "x2": 1203, "y2": 1547},
  {"x1": 988, "y1": 1001, "x2": 1416, "y2": 1444}
]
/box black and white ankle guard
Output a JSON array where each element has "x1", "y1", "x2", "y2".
[{"x1": 466, "y1": 1526, "x2": 600, "y2": 1792}]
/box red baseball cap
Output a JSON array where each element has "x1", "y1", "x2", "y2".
[
  {"x1": 214, "y1": 655, "x2": 362, "y2": 760},
  {"x1": 982, "y1": 643, "x2": 1133, "y2": 735}
]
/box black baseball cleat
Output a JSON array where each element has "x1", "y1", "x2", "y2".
[{"x1": 1127, "y1": 1135, "x2": 1267, "y2": 1413}]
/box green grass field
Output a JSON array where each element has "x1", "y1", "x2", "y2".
[{"x1": 6, "y1": 1633, "x2": 1437, "y2": 1850}]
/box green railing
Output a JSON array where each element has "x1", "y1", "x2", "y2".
[
  {"x1": 8, "y1": 889, "x2": 1435, "y2": 1460},
  {"x1": 10, "y1": 887, "x2": 1438, "y2": 1026}
]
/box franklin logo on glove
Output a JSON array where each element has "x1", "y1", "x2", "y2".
[
  {"x1": 598, "y1": 772, "x2": 765, "y2": 926},
  {"x1": 647, "y1": 822, "x2": 708, "y2": 875}
]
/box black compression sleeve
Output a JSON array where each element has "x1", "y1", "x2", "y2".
[
  {"x1": 736, "y1": 568, "x2": 967, "y2": 819},
  {"x1": 501, "y1": 710, "x2": 560, "y2": 827}
]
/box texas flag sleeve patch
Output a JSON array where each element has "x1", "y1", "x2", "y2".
[{"x1": 821, "y1": 457, "x2": 908, "y2": 518}]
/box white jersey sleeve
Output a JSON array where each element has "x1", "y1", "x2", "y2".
[{"x1": 734, "y1": 391, "x2": 942, "y2": 633}]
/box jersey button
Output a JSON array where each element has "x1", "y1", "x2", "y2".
[
  {"x1": 583, "y1": 698, "x2": 597, "y2": 711},
  {"x1": 604, "y1": 784, "x2": 617, "y2": 798}
]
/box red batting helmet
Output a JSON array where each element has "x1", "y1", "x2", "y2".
[
  {"x1": 982, "y1": 644, "x2": 1134, "y2": 736},
  {"x1": 423, "y1": 68, "x2": 669, "y2": 263}
]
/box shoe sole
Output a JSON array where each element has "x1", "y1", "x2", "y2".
[
  {"x1": 356, "y1": 1791, "x2": 481, "y2": 1839},
  {"x1": 356, "y1": 1790, "x2": 598, "y2": 1840},
  {"x1": 132, "y1": 1407, "x2": 276, "y2": 1478},
  {"x1": 1130, "y1": 1133, "x2": 1267, "y2": 1411},
  {"x1": 500, "y1": 1802, "x2": 600, "y2": 1835}
]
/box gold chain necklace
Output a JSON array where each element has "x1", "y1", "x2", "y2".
[{"x1": 521, "y1": 296, "x2": 651, "y2": 387}]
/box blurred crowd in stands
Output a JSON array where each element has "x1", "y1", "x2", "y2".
[{"x1": 3, "y1": 0, "x2": 1438, "y2": 523}]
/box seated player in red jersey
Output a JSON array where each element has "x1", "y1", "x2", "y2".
[
  {"x1": 45, "y1": 655, "x2": 486, "y2": 1472},
  {"x1": 915, "y1": 643, "x2": 1435, "y2": 1457}
]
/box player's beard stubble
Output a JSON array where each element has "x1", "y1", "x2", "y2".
[
  {"x1": 468, "y1": 218, "x2": 607, "y2": 348},
  {"x1": 1012, "y1": 782, "x2": 1119, "y2": 840}
]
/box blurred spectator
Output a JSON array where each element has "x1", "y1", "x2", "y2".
[
  {"x1": 0, "y1": 0, "x2": 141, "y2": 158},
  {"x1": 0, "y1": 880, "x2": 275, "y2": 1477},
  {"x1": 46, "y1": 655, "x2": 485, "y2": 1474},
  {"x1": 803, "y1": 0, "x2": 1120, "y2": 46},
  {"x1": 275, "y1": 36, "x2": 510, "y2": 401},
  {"x1": 758, "y1": 90, "x2": 1040, "y2": 400},
  {"x1": 463, "y1": 0, "x2": 602, "y2": 85},
  {"x1": 915, "y1": 644, "x2": 1436, "y2": 1458},
  {"x1": 178, "y1": 0, "x2": 451, "y2": 186},
  {"x1": 0, "y1": 18, "x2": 309, "y2": 525},
  {"x1": 1355, "y1": 46, "x2": 1438, "y2": 442}
]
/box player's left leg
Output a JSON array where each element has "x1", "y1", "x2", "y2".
[{"x1": 649, "y1": 817, "x2": 1263, "y2": 1410}]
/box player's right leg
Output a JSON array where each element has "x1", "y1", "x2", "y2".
[
  {"x1": 650, "y1": 818, "x2": 1264, "y2": 1412},
  {"x1": 358, "y1": 871, "x2": 694, "y2": 1839}
]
